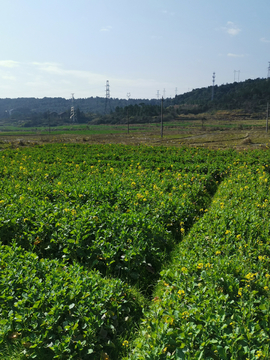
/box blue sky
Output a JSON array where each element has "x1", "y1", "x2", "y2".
[{"x1": 0, "y1": 0, "x2": 269, "y2": 99}]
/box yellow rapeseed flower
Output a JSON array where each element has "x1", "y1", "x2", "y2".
[
  {"x1": 238, "y1": 288, "x2": 243, "y2": 297},
  {"x1": 245, "y1": 273, "x2": 257, "y2": 281},
  {"x1": 255, "y1": 350, "x2": 263, "y2": 358}
]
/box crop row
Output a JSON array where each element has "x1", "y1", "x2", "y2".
[
  {"x1": 0, "y1": 244, "x2": 144, "y2": 359},
  {"x1": 128, "y1": 165, "x2": 270, "y2": 359},
  {"x1": 1, "y1": 144, "x2": 270, "y2": 359},
  {"x1": 0, "y1": 146, "x2": 219, "y2": 288},
  {"x1": 0, "y1": 142, "x2": 253, "y2": 175}
]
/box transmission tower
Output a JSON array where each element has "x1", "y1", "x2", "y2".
[
  {"x1": 268, "y1": 62, "x2": 270, "y2": 79},
  {"x1": 70, "y1": 93, "x2": 77, "y2": 122},
  {"x1": 234, "y1": 70, "x2": 240, "y2": 82},
  {"x1": 156, "y1": 90, "x2": 160, "y2": 100},
  {"x1": 175, "y1": 87, "x2": 178, "y2": 96},
  {"x1": 211, "y1": 72, "x2": 215, "y2": 101},
  {"x1": 104, "y1": 80, "x2": 111, "y2": 114}
]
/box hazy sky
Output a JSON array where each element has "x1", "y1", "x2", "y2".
[{"x1": 0, "y1": 0, "x2": 269, "y2": 99}]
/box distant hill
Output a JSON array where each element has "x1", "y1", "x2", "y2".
[
  {"x1": 0, "y1": 96, "x2": 160, "y2": 120},
  {"x1": 0, "y1": 78, "x2": 269, "y2": 124},
  {"x1": 174, "y1": 78, "x2": 270, "y2": 114}
]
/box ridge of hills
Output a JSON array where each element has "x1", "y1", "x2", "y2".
[{"x1": 0, "y1": 78, "x2": 269, "y2": 125}]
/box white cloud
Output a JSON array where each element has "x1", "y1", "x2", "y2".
[
  {"x1": 0, "y1": 60, "x2": 20, "y2": 68},
  {"x1": 100, "y1": 25, "x2": 112, "y2": 32},
  {"x1": 1, "y1": 74, "x2": 16, "y2": 81},
  {"x1": 31, "y1": 62, "x2": 106, "y2": 84},
  {"x1": 32, "y1": 61, "x2": 60, "y2": 67},
  {"x1": 31, "y1": 62, "x2": 65, "y2": 75},
  {"x1": 0, "y1": 60, "x2": 173, "y2": 99},
  {"x1": 227, "y1": 53, "x2": 245, "y2": 58},
  {"x1": 260, "y1": 37, "x2": 270, "y2": 43},
  {"x1": 223, "y1": 21, "x2": 241, "y2": 36}
]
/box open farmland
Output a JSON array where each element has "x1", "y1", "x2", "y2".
[
  {"x1": 0, "y1": 113, "x2": 270, "y2": 150},
  {"x1": 1, "y1": 143, "x2": 270, "y2": 359}
]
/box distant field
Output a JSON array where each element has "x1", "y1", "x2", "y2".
[{"x1": 0, "y1": 117, "x2": 269, "y2": 150}]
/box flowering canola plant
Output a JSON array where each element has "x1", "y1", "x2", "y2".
[{"x1": 1, "y1": 144, "x2": 270, "y2": 359}]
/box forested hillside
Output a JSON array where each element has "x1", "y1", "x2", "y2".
[
  {"x1": 0, "y1": 78, "x2": 269, "y2": 126},
  {"x1": 0, "y1": 97, "x2": 160, "y2": 120},
  {"x1": 175, "y1": 77, "x2": 270, "y2": 113}
]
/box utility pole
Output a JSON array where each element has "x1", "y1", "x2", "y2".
[
  {"x1": 211, "y1": 72, "x2": 215, "y2": 101},
  {"x1": 48, "y1": 111, "x2": 51, "y2": 134},
  {"x1": 267, "y1": 102, "x2": 269, "y2": 133},
  {"x1": 127, "y1": 92, "x2": 131, "y2": 134},
  {"x1": 161, "y1": 97, "x2": 164, "y2": 138}
]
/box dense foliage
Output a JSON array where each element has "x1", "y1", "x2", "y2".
[
  {"x1": 0, "y1": 245, "x2": 143, "y2": 359},
  {"x1": 175, "y1": 78, "x2": 270, "y2": 114},
  {"x1": 0, "y1": 145, "x2": 225, "y2": 289},
  {"x1": 1, "y1": 143, "x2": 270, "y2": 359},
  {"x1": 0, "y1": 97, "x2": 160, "y2": 122},
  {"x1": 128, "y1": 166, "x2": 270, "y2": 359}
]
